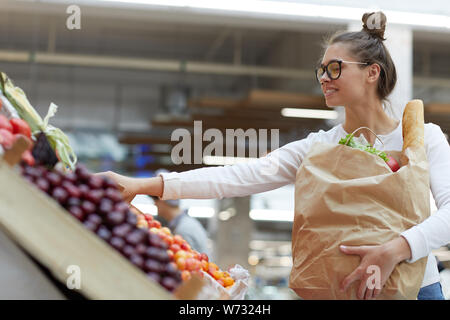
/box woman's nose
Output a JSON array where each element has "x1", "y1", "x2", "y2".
[{"x1": 320, "y1": 72, "x2": 330, "y2": 84}]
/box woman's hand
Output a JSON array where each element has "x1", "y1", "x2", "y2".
[
  {"x1": 95, "y1": 171, "x2": 164, "y2": 203},
  {"x1": 339, "y1": 236, "x2": 412, "y2": 300}
]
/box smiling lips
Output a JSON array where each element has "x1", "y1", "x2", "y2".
[{"x1": 323, "y1": 87, "x2": 338, "y2": 98}]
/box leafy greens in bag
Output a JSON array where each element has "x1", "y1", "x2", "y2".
[{"x1": 339, "y1": 131, "x2": 399, "y2": 172}]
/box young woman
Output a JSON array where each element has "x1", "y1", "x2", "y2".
[{"x1": 100, "y1": 12, "x2": 450, "y2": 300}]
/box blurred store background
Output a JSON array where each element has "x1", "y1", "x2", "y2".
[{"x1": 0, "y1": 0, "x2": 449, "y2": 299}]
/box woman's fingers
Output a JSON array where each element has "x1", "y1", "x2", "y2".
[
  {"x1": 340, "y1": 245, "x2": 369, "y2": 256},
  {"x1": 365, "y1": 288, "x2": 373, "y2": 300},
  {"x1": 341, "y1": 265, "x2": 363, "y2": 292},
  {"x1": 358, "y1": 278, "x2": 368, "y2": 299},
  {"x1": 373, "y1": 287, "x2": 382, "y2": 299}
]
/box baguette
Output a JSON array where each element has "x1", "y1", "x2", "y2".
[{"x1": 402, "y1": 99, "x2": 424, "y2": 152}]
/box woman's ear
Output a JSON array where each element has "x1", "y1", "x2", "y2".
[{"x1": 367, "y1": 63, "x2": 381, "y2": 83}]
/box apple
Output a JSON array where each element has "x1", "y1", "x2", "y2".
[
  {"x1": 0, "y1": 128, "x2": 14, "y2": 148},
  {"x1": 10, "y1": 118, "x2": 31, "y2": 138},
  {"x1": 0, "y1": 115, "x2": 12, "y2": 133},
  {"x1": 386, "y1": 155, "x2": 400, "y2": 172}
]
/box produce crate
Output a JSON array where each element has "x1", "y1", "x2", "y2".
[{"x1": 0, "y1": 157, "x2": 180, "y2": 299}]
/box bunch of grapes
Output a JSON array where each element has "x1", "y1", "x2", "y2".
[{"x1": 20, "y1": 163, "x2": 182, "y2": 292}]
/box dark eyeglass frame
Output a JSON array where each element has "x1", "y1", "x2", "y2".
[{"x1": 315, "y1": 59, "x2": 369, "y2": 82}]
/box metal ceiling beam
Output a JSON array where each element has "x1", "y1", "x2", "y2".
[{"x1": 0, "y1": 49, "x2": 313, "y2": 80}]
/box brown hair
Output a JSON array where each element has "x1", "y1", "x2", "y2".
[{"x1": 323, "y1": 12, "x2": 397, "y2": 105}]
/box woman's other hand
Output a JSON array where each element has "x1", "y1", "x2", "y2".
[{"x1": 339, "y1": 236, "x2": 412, "y2": 300}]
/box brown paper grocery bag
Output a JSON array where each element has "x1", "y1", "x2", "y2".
[{"x1": 289, "y1": 138, "x2": 430, "y2": 299}]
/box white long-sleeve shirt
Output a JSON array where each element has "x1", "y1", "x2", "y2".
[{"x1": 159, "y1": 121, "x2": 450, "y2": 288}]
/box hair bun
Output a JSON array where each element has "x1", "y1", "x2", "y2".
[{"x1": 362, "y1": 11, "x2": 387, "y2": 40}]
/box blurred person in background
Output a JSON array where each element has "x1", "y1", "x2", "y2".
[{"x1": 150, "y1": 170, "x2": 211, "y2": 257}]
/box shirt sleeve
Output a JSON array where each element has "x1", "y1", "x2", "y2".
[
  {"x1": 401, "y1": 124, "x2": 450, "y2": 263},
  {"x1": 158, "y1": 136, "x2": 315, "y2": 200}
]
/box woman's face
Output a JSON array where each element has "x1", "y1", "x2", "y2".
[{"x1": 319, "y1": 43, "x2": 368, "y2": 108}]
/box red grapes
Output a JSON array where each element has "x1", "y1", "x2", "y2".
[{"x1": 20, "y1": 163, "x2": 182, "y2": 292}]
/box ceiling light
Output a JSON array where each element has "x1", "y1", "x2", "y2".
[
  {"x1": 248, "y1": 254, "x2": 259, "y2": 266},
  {"x1": 281, "y1": 108, "x2": 338, "y2": 120},
  {"x1": 249, "y1": 209, "x2": 293, "y2": 222},
  {"x1": 98, "y1": 1, "x2": 450, "y2": 29},
  {"x1": 187, "y1": 206, "x2": 215, "y2": 218},
  {"x1": 131, "y1": 203, "x2": 158, "y2": 215}
]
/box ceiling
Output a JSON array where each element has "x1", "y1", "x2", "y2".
[{"x1": 1, "y1": 1, "x2": 450, "y2": 173}]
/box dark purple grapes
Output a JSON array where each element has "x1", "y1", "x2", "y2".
[
  {"x1": 129, "y1": 254, "x2": 144, "y2": 269},
  {"x1": 103, "y1": 177, "x2": 118, "y2": 189},
  {"x1": 24, "y1": 165, "x2": 40, "y2": 178},
  {"x1": 123, "y1": 245, "x2": 136, "y2": 258},
  {"x1": 85, "y1": 189, "x2": 104, "y2": 205},
  {"x1": 165, "y1": 262, "x2": 179, "y2": 277},
  {"x1": 52, "y1": 187, "x2": 68, "y2": 205},
  {"x1": 112, "y1": 224, "x2": 132, "y2": 238},
  {"x1": 62, "y1": 181, "x2": 81, "y2": 198},
  {"x1": 64, "y1": 172, "x2": 77, "y2": 183},
  {"x1": 126, "y1": 211, "x2": 138, "y2": 225},
  {"x1": 21, "y1": 161, "x2": 181, "y2": 294},
  {"x1": 105, "y1": 211, "x2": 125, "y2": 227},
  {"x1": 75, "y1": 164, "x2": 91, "y2": 182},
  {"x1": 96, "y1": 226, "x2": 112, "y2": 242},
  {"x1": 67, "y1": 196, "x2": 81, "y2": 207},
  {"x1": 87, "y1": 214, "x2": 102, "y2": 226},
  {"x1": 160, "y1": 277, "x2": 178, "y2": 292},
  {"x1": 125, "y1": 229, "x2": 147, "y2": 246},
  {"x1": 46, "y1": 172, "x2": 62, "y2": 187},
  {"x1": 135, "y1": 243, "x2": 147, "y2": 255},
  {"x1": 144, "y1": 259, "x2": 164, "y2": 273},
  {"x1": 105, "y1": 188, "x2": 122, "y2": 203},
  {"x1": 147, "y1": 272, "x2": 161, "y2": 284},
  {"x1": 88, "y1": 175, "x2": 104, "y2": 189},
  {"x1": 78, "y1": 184, "x2": 90, "y2": 197},
  {"x1": 114, "y1": 201, "x2": 129, "y2": 213},
  {"x1": 147, "y1": 247, "x2": 170, "y2": 263},
  {"x1": 81, "y1": 200, "x2": 96, "y2": 215},
  {"x1": 68, "y1": 206, "x2": 85, "y2": 221},
  {"x1": 98, "y1": 198, "x2": 114, "y2": 215},
  {"x1": 110, "y1": 236, "x2": 125, "y2": 251},
  {"x1": 148, "y1": 233, "x2": 168, "y2": 250},
  {"x1": 35, "y1": 178, "x2": 50, "y2": 193},
  {"x1": 83, "y1": 220, "x2": 98, "y2": 232}
]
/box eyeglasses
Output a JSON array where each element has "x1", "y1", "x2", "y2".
[{"x1": 315, "y1": 59, "x2": 369, "y2": 82}]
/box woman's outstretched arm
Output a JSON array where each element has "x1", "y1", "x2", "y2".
[{"x1": 97, "y1": 137, "x2": 313, "y2": 202}]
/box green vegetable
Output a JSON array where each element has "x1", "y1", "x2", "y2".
[
  {"x1": 0, "y1": 72, "x2": 77, "y2": 170},
  {"x1": 339, "y1": 133, "x2": 389, "y2": 162}
]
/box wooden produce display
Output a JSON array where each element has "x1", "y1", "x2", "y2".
[
  {"x1": 0, "y1": 157, "x2": 179, "y2": 299},
  {"x1": 0, "y1": 72, "x2": 209, "y2": 299}
]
